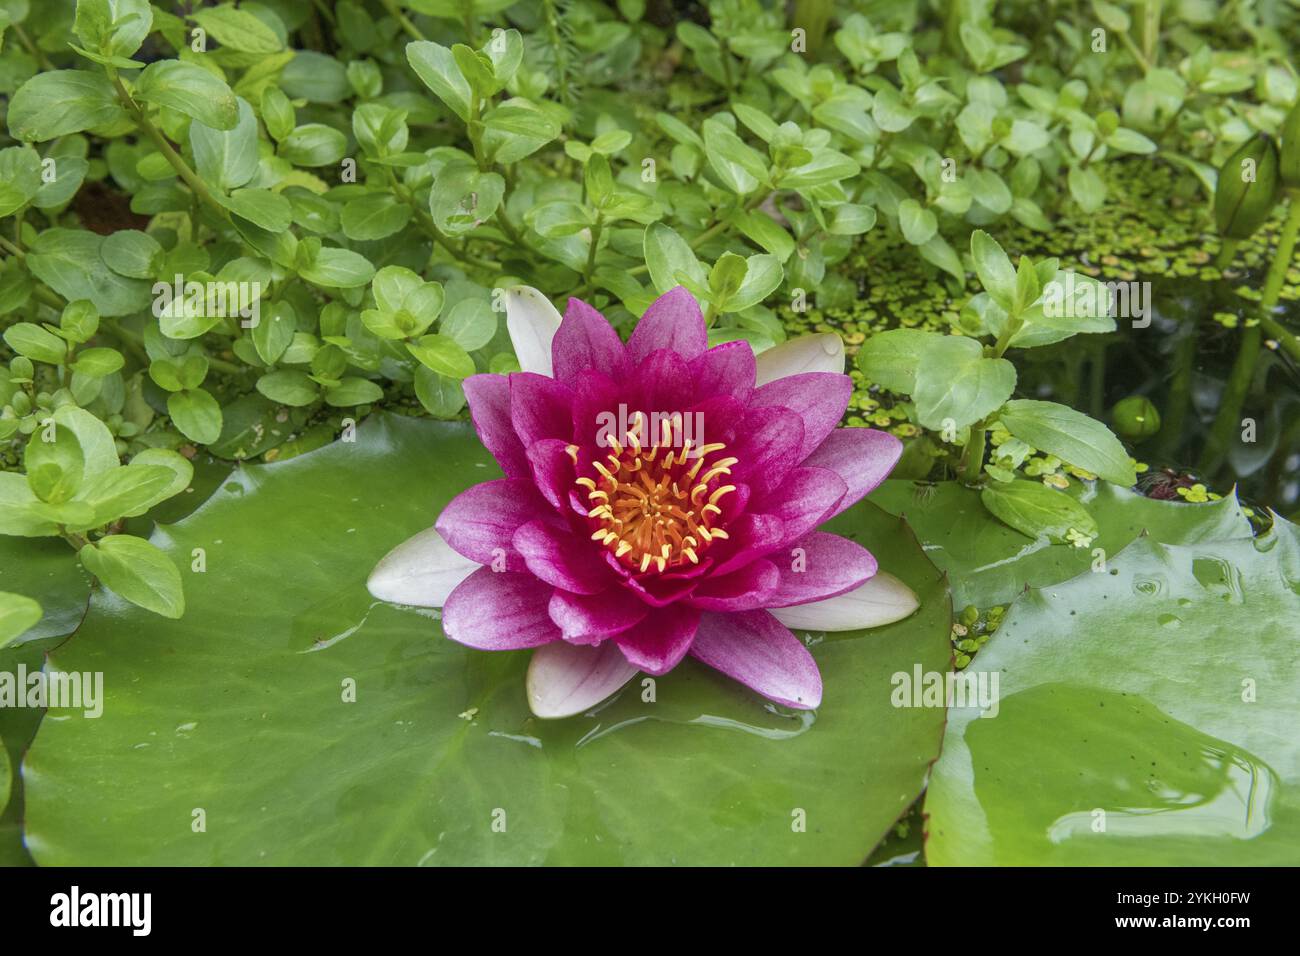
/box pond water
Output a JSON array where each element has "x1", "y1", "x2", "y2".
[{"x1": 1018, "y1": 275, "x2": 1300, "y2": 515}]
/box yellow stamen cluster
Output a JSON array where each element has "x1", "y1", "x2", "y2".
[{"x1": 571, "y1": 412, "x2": 736, "y2": 574}]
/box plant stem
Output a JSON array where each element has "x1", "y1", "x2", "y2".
[
  {"x1": 461, "y1": 7, "x2": 479, "y2": 46},
  {"x1": 1260, "y1": 196, "x2": 1300, "y2": 310},
  {"x1": 1157, "y1": 99, "x2": 1188, "y2": 141},
  {"x1": 12, "y1": 23, "x2": 53, "y2": 71},
  {"x1": 1260, "y1": 313, "x2": 1300, "y2": 361},
  {"x1": 791, "y1": 0, "x2": 834, "y2": 58},
  {"x1": 691, "y1": 191, "x2": 771, "y2": 251},
  {"x1": 1141, "y1": 0, "x2": 1163, "y2": 67},
  {"x1": 0, "y1": 236, "x2": 66, "y2": 310},
  {"x1": 96, "y1": 321, "x2": 150, "y2": 368},
  {"x1": 583, "y1": 216, "x2": 604, "y2": 286},
  {"x1": 33, "y1": 286, "x2": 64, "y2": 310},
  {"x1": 59, "y1": 528, "x2": 91, "y2": 552},
  {"x1": 385, "y1": 168, "x2": 464, "y2": 261},
  {"x1": 378, "y1": 0, "x2": 427, "y2": 41},
  {"x1": 1117, "y1": 28, "x2": 1152, "y2": 73},
  {"x1": 310, "y1": 0, "x2": 338, "y2": 27},
  {"x1": 965, "y1": 313, "x2": 1024, "y2": 485},
  {"x1": 109, "y1": 72, "x2": 227, "y2": 220},
  {"x1": 958, "y1": 425, "x2": 987, "y2": 484},
  {"x1": 1156, "y1": 320, "x2": 1195, "y2": 460},
  {"x1": 991, "y1": 319, "x2": 1021, "y2": 358},
  {"x1": 1199, "y1": 323, "x2": 1261, "y2": 474},
  {"x1": 1199, "y1": 195, "x2": 1300, "y2": 471},
  {"x1": 1088, "y1": 339, "x2": 1106, "y2": 419},
  {"x1": 1214, "y1": 237, "x2": 1239, "y2": 270}
]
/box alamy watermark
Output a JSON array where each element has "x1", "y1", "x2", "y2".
[
  {"x1": 0, "y1": 664, "x2": 103, "y2": 718},
  {"x1": 50, "y1": 886, "x2": 150, "y2": 935},
  {"x1": 890, "y1": 665, "x2": 1000, "y2": 717},
  {"x1": 152, "y1": 275, "x2": 262, "y2": 328},
  {"x1": 594, "y1": 404, "x2": 706, "y2": 453},
  {"x1": 1042, "y1": 273, "x2": 1152, "y2": 328}
]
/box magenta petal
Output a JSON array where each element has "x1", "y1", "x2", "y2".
[
  {"x1": 513, "y1": 519, "x2": 613, "y2": 595},
  {"x1": 688, "y1": 559, "x2": 779, "y2": 612},
  {"x1": 690, "y1": 610, "x2": 822, "y2": 709},
  {"x1": 630, "y1": 347, "x2": 691, "y2": 416},
  {"x1": 552, "y1": 297, "x2": 629, "y2": 382},
  {"x1": 549, "y1": 588, "x2": 648, "y2": 643},
  {"x1": 568, "y1": 370, "x2": 623, "y2": 456},
  {"x1": 716, "y1": 480, "x2": 751, "y2": 524},
  {"x1": 463, "y1": 374, "x2": 528, "y2": 478},
  {"x1": 442, "y1": 568, "x2": 560, "y2": 650},
  {"x1": 623, "y1": 569, "x2": 704, "y2": 607},
  {"x1": 526, "y1": 438, "x2": 575, "y2": 511},
  {"x1": 710, "y1": 512, "x2": 786, "y2": 576},
  {"x1": 688, "y1": 340, "x2": 756, "y2": 403},
  {"x1": 509, "y1": 372, "x2": 575, "y2": 447},
  {"x1": 801, "y1": 428, "x2": 903, "y2": 519},
  {"x1": 751, "y1": 466, "x2": 847, "y2": 544},
  {"x1": 751, "y1": 372, "x2": 852, "y2": 462},
  {"x1": 730, "y1": 405, "x2": 805, "y2": 496},
  {"x1": 626, "y1": 286, "x2": 707, "y2": 364},
  {"x1": 434, "y1": 478, "x2": 552, "y2": 570},
  {"x1": 612, "y1": 602, "x2": 701, "y2": 675},
  {"x1": 767, "y1": 531, "x2": 878, "y2": 607}
]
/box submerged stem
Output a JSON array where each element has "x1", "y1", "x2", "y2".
[
  {"x1": 1260, "y1": 196, "x2": 1300, "y2": 311},
  {"x1": 1214, "y1": 237, "x2": 1240, "y2": 271},
  {"x1": 958, "y1": 425, "x2": 987, "y2": 484},
  {"x1": 1260, "y1": 314, "x2": 1300, "y2": 362},
  {"x1": 1199, "y1": 196, "x2": 1300, "y2": 472}
]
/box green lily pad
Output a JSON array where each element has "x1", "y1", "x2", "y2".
[
  {"x1": 0, "y1": 537, "x2": 88, "y2": 866},
  {"x1": 23, "y1": 414, "x2": 951, "y2": 865},
  {"x1": 868, "y1": 480, "x2": 1253, "y2": 607},
  {"x1": 0, "y1": 637, "x2": 57, "y2": 866},
  {"x1": 925, "y1": 522, "x2": 1300, "y2": 865},
  {"x1": 0, "y1": 538, "x2": 89, "y2": 646}
]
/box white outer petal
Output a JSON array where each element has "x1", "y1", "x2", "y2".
[
  {"x1": 526, "y1": 641, "x2": 639, "y2": 719},
  {"x1": 504, "y1": 285, "x2": 561, "y2": 376},
  {"x1": 770, "y1": 572, "x2": 919, "y2": 632},
  {"x1": 366, "y1": 527, "x2": 478, "y2": 608},
  {"x1": 753, "y1": 332, "x2": 845, "y2": 386}
]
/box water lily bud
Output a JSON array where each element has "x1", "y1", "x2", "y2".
[
  {"x1": 1112, "y1": 395, "x2": 1161, "y2": 441},
  {"x1": 1214, "y1": 134, "x2": 1280, "y2": 239},
  {"x1": 1280, "y1": 100, "x2": 1300, "y2": 190}
]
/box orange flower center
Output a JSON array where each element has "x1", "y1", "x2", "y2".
[{"x1": 571, "y1": 412, "x2": 736, "y2": 574}]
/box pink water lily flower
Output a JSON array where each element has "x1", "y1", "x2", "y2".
[{"x1": 368, "y1": 286, "x2": 917, "y2": 718}]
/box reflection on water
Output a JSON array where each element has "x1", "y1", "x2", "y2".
[
  {"x1": 1048, "y1": 742, "x2": 1274, "y2": 843},
  {"x1": 576, "y1": 705, "x2": 815, "y2": 749},
  {"x1": 966, "y1": 684, "x2": 1282, "y2": 862}
]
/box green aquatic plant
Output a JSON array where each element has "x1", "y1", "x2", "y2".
[
  {"x1": 1202, "y1": 109, "x2": 1300, "y2": 472},
  {"x1": 857, "y1": 229, "x2": 1133, "y2": 544},
  {"x1": 1, "y1": 0, "x2": 1299, "y2": 869}
]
